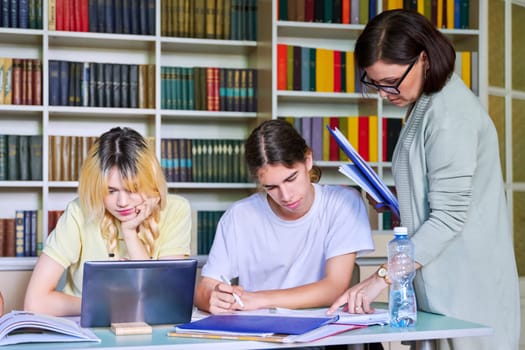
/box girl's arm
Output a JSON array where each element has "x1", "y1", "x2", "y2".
[{"x1": 24, "y1": 253, "x2": 81, "y2": 316}]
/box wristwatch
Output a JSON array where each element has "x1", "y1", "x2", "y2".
[{"x1": 377, "y1": 264, "x2": 391, "y2": 285}]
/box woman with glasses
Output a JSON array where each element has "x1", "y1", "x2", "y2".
[{"x1": 329, "y1": 9, "x2": 520, "y2": 350}]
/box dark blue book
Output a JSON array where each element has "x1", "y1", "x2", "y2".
[
  {"x1": 9, "y1": 0, "x2": 17, "y2": 27},
  {"x1": 120, "y1": 64, "x2": 129, "y2": 107},
  {"x1": 112, "y1": 63, "x2": 121, "y2": 107},
  {"x1": 88, "y1": 62, "x2": 97, "y2": 106},
  {"x1": 128, "y1": 64, "x2": 138, "y2": 108},
  {"x1": 95, "y1": 62, "x2": 105, "y2": 107},
  {"x1": 113, "y1": 0, "x2": 122, "y2": 33},
  {"x1": 59, "y1": 60, "x2": 70, "y2": 106},
  {"x1": 96, "y1": 0, "x2": 105, "y2": 32},
  {"x1": 138, "y1": 0, "x2": 147, "y2": 35},
  {"x1": 104, "y1": 0, "x2": 114, "y2": 33},
  {"x1": 88, "y1": 0, "x2": 97, "y2": 32},
  {"x1": 147, "y1": 0, "x2": 154, "y2": 35},
  {"x1": 48, "y1": 60, "x2": 60, "y2": 106},
  {"x1": 1, "y1": 0, "x2": 9, "y2": 27},
  {"x1": 18, "y1": 0, "x2": 29, "y2": 28},
  {"x1": 104, "y1": 62, "x2": 113, "y2": 107},
  {"x1": 129, "y1": 0, "x2": 139, "y2": 34},
  {"x1": 121, "y1": 0, "x2": 130, "y2": 33}
]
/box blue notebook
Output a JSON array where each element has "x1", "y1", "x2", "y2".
[{"x1": 175, "y1": 315, "x2": 339, "y2": 336}]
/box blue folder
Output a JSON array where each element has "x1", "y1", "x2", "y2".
[
  {"x1": 175, "y1": 315, "x2": 339, "y2": 336},
  {"x1": 326, "y1": 125, "x2": 400, "y2": 220}
]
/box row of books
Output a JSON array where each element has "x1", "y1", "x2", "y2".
[
  {"x1": 455, "y1": 51, "x2": 478, "y2": 95},
  {"x1": 48, "y1": 135, "x2": 97, "y2": 181},
  {"x1": 277, "y1": 44, "x2": 359, "y2": 93},
  {"x1": 278, "y1": 0, "x2": 471, "y2": 29},
  {"x1": 14, "y1": 210, "x2": 41, "y2": 257},
  {"x1": 161, "y1": 138, "x2": 249, "y2": 183},
  {"x1": 278, "y1": 0, "x2": 377, "y2": 24},
  {"x1": 0, "y1": 58, "x2": 42, "y2": 106},
  {"x1": 0, "y1": 0, "x2": 43, "y2": 29},
  {"x1": 195, "y1": 210, "x2": 224, "y2": 255},
  {"x1": 281, "y1": 116, "x2": 402, "y2": 162},
  {"x1": 161, "y1": 67, "x2": 257, "y2": 112},
  {"x1": 49, "y1": 60, "x2": 153, "y2": 109},
  {"x1": 48, "y1": 0, "x2": 156, "y2": 35},
  {"x1": 161, "y1": 0, "x2": 257, "y2": 41},
  {"x1": 0, "y1": 134, "x2": 42, "y2": 181}
]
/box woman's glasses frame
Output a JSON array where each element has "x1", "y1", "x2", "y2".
[{"x1": 360, "y1": 59, "x2": 418, "y2": 95}]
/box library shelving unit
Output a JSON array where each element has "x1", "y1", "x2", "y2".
[
  {"x1": 0, "y1": 2, "x2": 272, "y2": 271},
  {"x1": 272, "y1": 0, "x2": 485, "y2": 241},
  {"x1": 0, "y1": 0, "x2": 487, "y2": 275}
]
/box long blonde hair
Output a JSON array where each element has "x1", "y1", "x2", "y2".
[{"x1": 78, "y1": 127, "x2": 167, "y2": 257}]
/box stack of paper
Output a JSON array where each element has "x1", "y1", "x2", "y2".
[{"x1": 326, "y1": 126, "x2": 400, "y2": 219}]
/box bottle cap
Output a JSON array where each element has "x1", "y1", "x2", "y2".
[{"x1": 393, "y1": 226, "x2": 408, "y2": 236}]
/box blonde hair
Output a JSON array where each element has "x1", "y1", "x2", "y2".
[{"x1": 78, "y1": 127, "x2": 167, "y2": 258}]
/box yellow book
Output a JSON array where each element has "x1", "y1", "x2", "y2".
[
  {"x1": 417, "y1": 0, "x2": 425, "y2": 16},
  {"x1": 437, "y1": 0, "x2": 444, "y2": 28},
  {"x1": 3, "y1": 57, "x2": 12, "y2": 105},
  {"x1": 322, "y1": 117, "x2": 331, "y2": 161},
  {"x1": 347, "y1": 116, "x2": 359, "y2": 154},
  {"x1": 446, "y1": 0, "x2": 454, "y2": 29},
  {"x1": 345, "y1": 51, "x2": 355, "y2": 93},
  {"x1": 461, "y1": 51, "x2": 471, "y2": 89},
  {"x1": 316, "y1": 48, "x2": 333, "y2": 92},
  {"x1": 368, "y1": 115, "x2": 379, "y2": 162},
  {"x1": 48, "y1": 0, "x2": 56, "y2": 31}
]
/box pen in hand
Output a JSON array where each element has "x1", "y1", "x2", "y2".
[{"x1": 220, "y1": 275, "x2": 245, "y2": 308}]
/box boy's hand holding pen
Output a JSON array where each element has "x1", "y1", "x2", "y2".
[{"x1": 220, "y1": 275, "x2": 245, "y2": 308}]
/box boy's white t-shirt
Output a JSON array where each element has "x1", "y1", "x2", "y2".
[{"x1": 201, "y1": 184, "x2": 374, "y2": 291}]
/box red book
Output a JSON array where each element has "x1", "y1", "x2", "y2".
[
  {"x1": 64, "y1": 0, "x2": 72, "y2": 31},
  {"x1": 305, "y1": 0, "x2": 315, "y2": 21},
  {"x1": 329, "y1": 117, "x2": 340, "y2": 161},
  {"x1": 33, "y1": 59, "x2": 42, "y2": 105},
  {"x1": 382, "y1": 118, "x2": 388, "y2": 161},
  {"x1": 73, "y1": 0, "x2": 81, "y2": 31},
  {"x1": 277, "y1": 44, "x2": 287, "y2": 91},
  {"x1": 342, "y1": 0, "x2": 351, "y2": 24},
  {"x1": 80, "y1": 0, "x2": 89, "y2": 31},
  {"x1": 213, "y1": 67, "x2": 220, "y2": 111},
  {"x1": 358, "y1": 116, "x2": 370, "y2": 161},
  {"x1": 333, "y1": 50, "x2": 342, "y2": 92},
  {"x1": 11, "y1": 59, "x2": 23, "y2": 105},
  {"x1": 56, "y1": 0, "x2": 64, "y2": 30}
]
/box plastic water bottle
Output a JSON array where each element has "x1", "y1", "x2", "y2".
[{"x1": 388, "y1": 226, "x2": 417, "y2": 327}]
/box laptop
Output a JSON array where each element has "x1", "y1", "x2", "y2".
[{"x1": 80, "y1": 259, "x2": 197, "y2": 328}]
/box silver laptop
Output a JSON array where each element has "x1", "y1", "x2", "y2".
[{"x1": 80, "y1": 259, "x2": 197, "y2": 328}]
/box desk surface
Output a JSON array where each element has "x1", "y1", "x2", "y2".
[{"x1": 2, "y1": 310, "x2": 492, "y2": 350}]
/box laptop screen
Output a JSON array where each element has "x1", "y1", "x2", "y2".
[{"x1": 80, "y1": 259, "x2": 197, "y2": 328}]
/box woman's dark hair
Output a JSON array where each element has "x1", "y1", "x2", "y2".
[
  {"x1": 355, "y1": 9, "x2": 455, "y2": 94},
  {"x1": 245, "y1": 119, "x2": 321, "y2": 183}
]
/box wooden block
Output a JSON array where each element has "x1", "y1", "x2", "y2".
[{"x1": 110, "y1": 322, "x2": 152, "y2": 335}]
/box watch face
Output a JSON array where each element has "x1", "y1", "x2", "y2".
[{"x1": 378, "y1": 267, "x2": 387, "y2": 278}]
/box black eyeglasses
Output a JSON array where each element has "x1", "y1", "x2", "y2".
[{"x1": 360, "y1": 59, "x2": 418, "y2": 95}]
